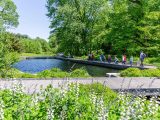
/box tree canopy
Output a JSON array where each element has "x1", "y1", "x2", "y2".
[
  {"x1": 0, "y1": 0, "x2": 19, "y2": 31},
  {"x1": 47, "y1": 0, "x2": 160, "y2": 56},
  {"x1": 0, "y1": 0, "x2": 19, "y2": 73}
]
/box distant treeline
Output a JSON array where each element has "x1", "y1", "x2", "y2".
[{"x1": 0, "y1": 32, "x2": 51, "y2": 54}]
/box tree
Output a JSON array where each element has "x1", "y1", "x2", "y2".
[
  {"x1": 135, "y1": 0, "x2": 160, "y2": 56},
  {"x1": 35, "y1": 37, "x2": 51, "y2": 52},
  {"x1": 19, "y1": 36, "x2": 52, "y2": 54},
  {"x1": 47, "y1": 0, "x2": 160, "y2": 56},
  {"x1": 0, "y1": 0, "x2": 19, "y2": 31},
  {"x1": 0, "y1": 0, "x2": 19, "y2": 77},
  {"x1": 46, "y1": 0, "x2": 109, "y2": 55},
  {"x1": 0, "y1": 32, "x2": 23, "y2": 52},
  {"x1": 105, "y1": 0, "x2": 160, "y2": 56},
  {"x1": 49, "y1": 34, "x2": 58, "y2": 48}
]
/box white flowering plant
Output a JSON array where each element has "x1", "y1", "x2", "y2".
[{"x1": 0, "y1": 83, "x2": 160, "y2": 120}]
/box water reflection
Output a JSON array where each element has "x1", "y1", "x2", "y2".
[{"x1": 13, "y1": 59, "x2": 119, "y2": 77}]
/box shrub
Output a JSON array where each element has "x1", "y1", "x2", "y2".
[
  {"x1": 120, "y1": 68, "x2": 142, "y2": 77},
  {"x1": 0, "y1": 67, "x2": 91, "y2": 78},
  {"x1": 37, "y1": 70, "x2": 51, "y2": 78},
  {"x1": 0, "y1": 68, "x2": 22, "y2": 78},
  {"x1": 50, "y1": 71, "x2": 68, "y2": 78},
  {"x1": 80, "y1": 83, "x2": 117, "y2": 104},
  {"x1": 50, "y1": 68, "x2": 63, "y2": 72},
  {"x1": 142, "y1": 69, "x2": 160, "y2": 77},
  {"x1": 38, "y1": 68, "x2": 69, "y2": 78},
  {"x1": 70, "y1": 68, "x2": 90, "y2": 78},
  {"x1": 21, "y1": 73, "x2": 37, "y2": 78},
  {"x1": 120, "y1": 68, "x2": 160, "y2": 77}
]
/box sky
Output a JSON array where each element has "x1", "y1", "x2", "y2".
[{"x1": 9, "y1": 0, "x2": 50, "y2": 40}]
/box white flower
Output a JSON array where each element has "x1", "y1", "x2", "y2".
[
  {"x1": 47, "y1": 108, "x2": 54, "y2": 120},
  {"x1": 0, "y1": 100, "x2": 4, "y2": 120}
]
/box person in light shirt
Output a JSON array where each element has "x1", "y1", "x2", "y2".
[{"x1": 140, "y1": 51, "x2": 146, "y2": 67}]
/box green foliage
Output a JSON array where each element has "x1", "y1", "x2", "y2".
[
  {"x1": 70, "y1": 68, "x2": 90, "y2": 78},
  {"x1": 0, "y1": 83, "x2": 160, "y2": 119},
  {"x1": 142, "y1": 69, "x2": 160, "y2": 77},
  {"x1": 143, "y1": 57, "x2": 160, "y2": 68},
  {"x1": 0, "y1": 32, "x2": 51, "y2": 55},
  {"x1": 0, "y1": 52, "x2": 19, "y2": 78},
  {"x1": 120, "y1": 68, "x2": 142, "y2": 77},
  {"x1": 105, "y1": 0, "x2": 160, "y2": 56},
  {"x1": 0, "y1": 67, "x2": 91, "y2": 78},
  {"x1": 20, "y1": 38, "x2": 49, "y2": 54},
  {"x1": 19, "y1": 52, "x2": 53, "y2": 57},
  {"x1": 0, "y1": 32, "x2": 52, "y2": 78},
  {"x1": 47, "y1": 0, "x2": 160, "y2": 57},
  {"x1": 38, "y1": 68, "x2": 90, "y2": 78},
  {"x1": 144, "y1": 57, "x2": 160, "y2": 66},
  {"x1": 48, "y1": 34, "x2": 58, "y2": 51},
  {"x1": 50, "y1": 71, "x2": 68, "y2": 78},
  {"x1": 0, "y1": 33, "x2": 20, "y2": 77},
  {"x1": 38, "y1": 68, "x2": 68, "y2": 78},
  {"x1": 94, "y1": 54, "x2": 100, "y2": 61},
  {"x1": 0, "y1": 83, "x2": 117, "y2": 119},
  {"x1": 0, "y1": 32, "x2": 23, "y2": 53},
  {"x1": 75, "y1": 55, "x2": 88, "y2": 60},
  {"x1": 47, "y1": 0, "x2": 109, "y2": 55},
  {"x1": 37, "y1": 70, "x2": 51, "y2": 78},
  {"x1": 35, "y1": 37, "x2": 51, "y2": 52},
  {"x1": 120, "y1": 68, "x2": 160, "y2": 77},
  {"x1": 21, "y1": 73, "x2": 37, "y2": 78},
  {"x1": 80, "y1": 83, "x2": 117, "y2": 104},
  {"x1": 0, "y1": 0, "x2": 19, "y2": 30}
]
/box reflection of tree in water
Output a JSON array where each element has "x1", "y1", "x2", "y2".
[
  {"x1": 14, "y1": 59, "x2": 119, "y2": 76},
  {"x1": 81, "y1": 65, "x2": 119, "y2": 77},
  {"x1": 85, "y1": 66, "x2": 112, "y2": 77},
  {"x1": 57, "y1": 61, "x2": 73, "y2": 71}
]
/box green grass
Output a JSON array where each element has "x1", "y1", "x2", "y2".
[{"x1": 0, "y1": 68, "x2": 91, "y2": 78}]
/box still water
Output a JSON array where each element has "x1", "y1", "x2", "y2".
[{"x1": 13, "y1": 59, "x2": 119, "y2": 77}]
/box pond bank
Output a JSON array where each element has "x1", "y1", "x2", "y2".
[{"x1": 25, "y1": 56, "x2": 157, "y2": 70}]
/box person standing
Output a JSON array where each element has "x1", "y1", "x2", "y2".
[
  {"x1": 100, "y1": 53, "x2": 106, "y2": 62},
  {"x1": 140, "y1": 51, "x2": 146, "y2": 67},
  {"x1": 130, "y1": 56, "x2": 133, "y2": 66},
  {"x1": 114, "y1": 55, "x2": 119, "y2": 64},
  {"x1": 108, "y1": 55, "x2": 112, "y2": 64},
  {"x1": 91, "y1": 53, "x2": 95, "y2": 61},
  {"x1": 122, "y1": 54, "x2": 126, "y2": 64}
]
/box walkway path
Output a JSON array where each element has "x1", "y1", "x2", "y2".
[
  {"x1": 25, "y1": 56, "x2": 157, "y2": 70},
  {"x1": 0, "y1": 77, "x2": 160, "y2": 95}
]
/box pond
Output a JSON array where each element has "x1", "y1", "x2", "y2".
[{"x1": 13, "y1": 59, "x2": 119, "y2": 77}]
